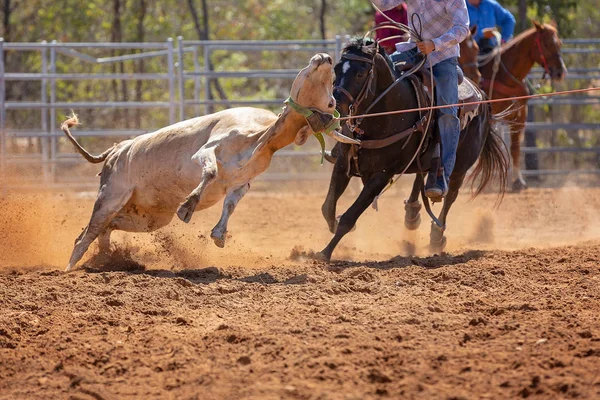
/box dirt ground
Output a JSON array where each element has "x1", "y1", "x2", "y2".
[{"x1": 1, "y1": 181, "x2": 599, "y2": 399}]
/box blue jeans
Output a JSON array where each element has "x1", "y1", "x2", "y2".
[
  {"x1": 432, "y1": 57, "x2": 460, "y2": 183},
  {"x1": 390, "y1": 50, "x2": 460, "y2": 183}
]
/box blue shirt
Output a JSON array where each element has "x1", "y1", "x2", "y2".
[{"x1": 467, "y1": 0, "x2": 515, "y2": 45}]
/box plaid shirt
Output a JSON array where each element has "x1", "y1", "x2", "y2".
[{"x1": 372, "y1": 0, "x2": 470, "y2": 66}]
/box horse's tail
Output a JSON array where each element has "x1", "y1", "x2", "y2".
[{"x1": 468, "y1": 104, "x2": 510, "y2": 205}]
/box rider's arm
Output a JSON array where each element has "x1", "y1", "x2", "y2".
[
  {"x1": 431, "y1": 0, "x2": 470, "y2": 51},
  {"x1": 371, "y1": 0, "x2": 404, "y2": 12},
  {"x1": 492, "y1": 1, "x2": 516, "y2": 42}
]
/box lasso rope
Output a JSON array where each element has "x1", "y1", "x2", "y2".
[{"x1": 336, "y1": 86, "x2": 600, "y2": 122}]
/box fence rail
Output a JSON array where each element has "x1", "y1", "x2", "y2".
[{"x1": 0, "y1": 36, "x2": 598, "y2": 190}]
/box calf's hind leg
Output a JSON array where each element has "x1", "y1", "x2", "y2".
[
  {"x1": 177, "y1": 149, "x2": 218, "y2": 223},
  {"x1": 66, "y1": 187, "x2": 132, "y2": 271}
]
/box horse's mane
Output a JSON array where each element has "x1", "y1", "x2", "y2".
[
  {"x1": 343, "y1": 37, "x2": 396, "y2": 74},
  {"x1": 500, "y1": 23, "x2": 558, "y2": 53}
]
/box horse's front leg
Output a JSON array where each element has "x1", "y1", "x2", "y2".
[
  {"x1": 429, "y1": 173, "x2": 465, "y2": 253},
  {"x1": 318, "y1": 171, "x2": 392, "y2": 261},
  {"x1": 321, "y1": 156, "x2": 351, "y2": 233},
  {"x1": 404, "y1": 174, "x2": 424, "y2": 230}
]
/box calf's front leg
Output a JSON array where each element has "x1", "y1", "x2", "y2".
[
  {"x1": 211, "y1": 183, "x2": 250, "y2": 248},
  {"x1": 177, "y1": 148, "x2": 218, "y2": 223}
]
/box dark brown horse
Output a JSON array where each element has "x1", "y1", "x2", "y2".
[
  {"x1": 318, "y1": 38, "x2": 509, "y2": 262},
  {"x1": 458, "y1": 25, "x2": 481, "y2": 86},
  {"x1": 460, "y1": 21, "x2": 566, "y2": 191}
]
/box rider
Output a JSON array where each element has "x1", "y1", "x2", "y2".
[
  {"x1": 374, "y1": 3, "x2": 409, "y2": 54},
  {"x1": 466, "y1": 0, "x2": 515, "y2": 53},
  {"x1": 372, "y1": 0, "x2": 470, "y2": 200}
]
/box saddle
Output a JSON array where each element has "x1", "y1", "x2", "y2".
[{"x1": 394, "y1": 60, "x2": 483, "y2": 131}]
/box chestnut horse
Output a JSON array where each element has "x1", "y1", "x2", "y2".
[{"x1": 460, "y1": 21, "x2": 566, "y2": 191}]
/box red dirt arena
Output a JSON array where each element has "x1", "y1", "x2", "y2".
[{"x1": 1, "y1": 182, "x2": 599, "y2": 399}]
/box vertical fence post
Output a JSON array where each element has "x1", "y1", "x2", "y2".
[
  {"x1": 203, "y1": 44, "x2": 212, "y2": 115},
  {"x1": 0, "y1": 38, "x2": 5, "y2": 176},
  {"x1": 334, "y1": 35, "x2": 342, "y2": 62},
  {"x1": 176, "y1": 36, "x2": 185, "y2": 122},
  {"x1": 40, "y1": 41, "x2": 50, "y2": 182},
  {"x1": 166, "y1": 38, "x2": 176, "y2": 124},
  {"x1": 192, "y1": 46, "x2": 201, "y2": 116},
  {"x1": 50, "y1": 41, "x2": 57, "y2": 182}
]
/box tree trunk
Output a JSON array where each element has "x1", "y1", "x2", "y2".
[
  {"x1": 519, "y1": 0, "x2": 527, "y2": 31},
  {"x1": 319, "y1": 0, "x2": 327, "y2": 40},
  {"x1": 2, "y1": 0, "x2": 11, "y2": 41},
  {"x1": 187, "y1": 0, "x2": 229, "y2": 114}
]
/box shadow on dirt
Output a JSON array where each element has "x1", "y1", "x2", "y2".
[
  {"x1": 324, "y1": 250, "x2": 488, "y2": 272},
  {"x1": 81, "y1": 248, "x2": 311, "y2": 285},
  {"x1": 80, "y1": 245, "x2": 487, "y2": 285}
]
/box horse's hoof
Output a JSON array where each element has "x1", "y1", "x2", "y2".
[
  {"x1": 429, "y1": 237, "x2": 447, "y2": 254},
  {"x1": 429, "y1": 223, "x2": 447, "y2": 254},
  {"x1": 313, "y1": 251, "x2": 331, "y2": 262},
  {"x1": 512, "y1": 180, "x2": 528, "y2": 193},
  {"x1": 404, "y1": 214, "x2": 421, "y2": 230},
  {"x1": 65, "y1": 264, "x2": 74, "y2": 272}
]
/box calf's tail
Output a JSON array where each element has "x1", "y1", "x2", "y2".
[{"x1": 61, "y1": 114, "x2": 115, "y2": 164}]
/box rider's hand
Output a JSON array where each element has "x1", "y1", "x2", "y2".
[
  {"x1": 416, "y1": 40, "x2": 435, "y2": 55},
  {"x1": 483, "y1": 27, "x2": 497, "y2": 39}
]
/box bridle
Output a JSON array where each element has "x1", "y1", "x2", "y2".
[
  {"x1": 333, "y1": 52, "x2": 377, "y2": 137},
  {"x1": 532, "y1": 30, "x2": 558, "y2": 80}
]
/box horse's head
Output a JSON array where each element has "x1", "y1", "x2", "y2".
[
  {"x1": 531, "y1": 20, "x2": 567, "y2": 81},
  {"x1": 459, "y1": 25, "x2": 482, "y2": 85},
  {"x1": 333, "y1": 38, "x2": 395, "y2": 119}
]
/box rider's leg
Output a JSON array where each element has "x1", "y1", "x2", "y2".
[{"x1": 425, "y1": 57, "x2": 460, "y2": 200}]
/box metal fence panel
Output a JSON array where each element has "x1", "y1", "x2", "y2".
[{"x1": 0, "y1": 36, "x2": 598, "y2": 191}]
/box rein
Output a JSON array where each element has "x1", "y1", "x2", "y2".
[{"x1": 533, "y1": 32, "x2": 551, "y2": 79}]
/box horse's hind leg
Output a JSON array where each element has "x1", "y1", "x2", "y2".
[
  {"x1": 66, "y1": 187, "x2": 132, "y2": 271},
  {"x1": 429, "y1": 173, "x2": 465, "y2": 253},
  {"x1": 510, "y1": 108, "x2": 527, "y2": 192},
  {"x1": 404, "y1": 174, "x2": 424, "y2": 230}
]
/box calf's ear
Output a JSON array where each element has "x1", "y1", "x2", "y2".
[{"x1": 295, "y1": 125, "x2": 314, "y2": 145}]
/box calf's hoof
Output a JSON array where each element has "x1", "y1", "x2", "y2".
[
  {"x1": 177, "y1": 200, "x2": 196, "y2": 223},
  {"x1": 211, "y1": 230, "x2": 226, "y2": 248}
]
